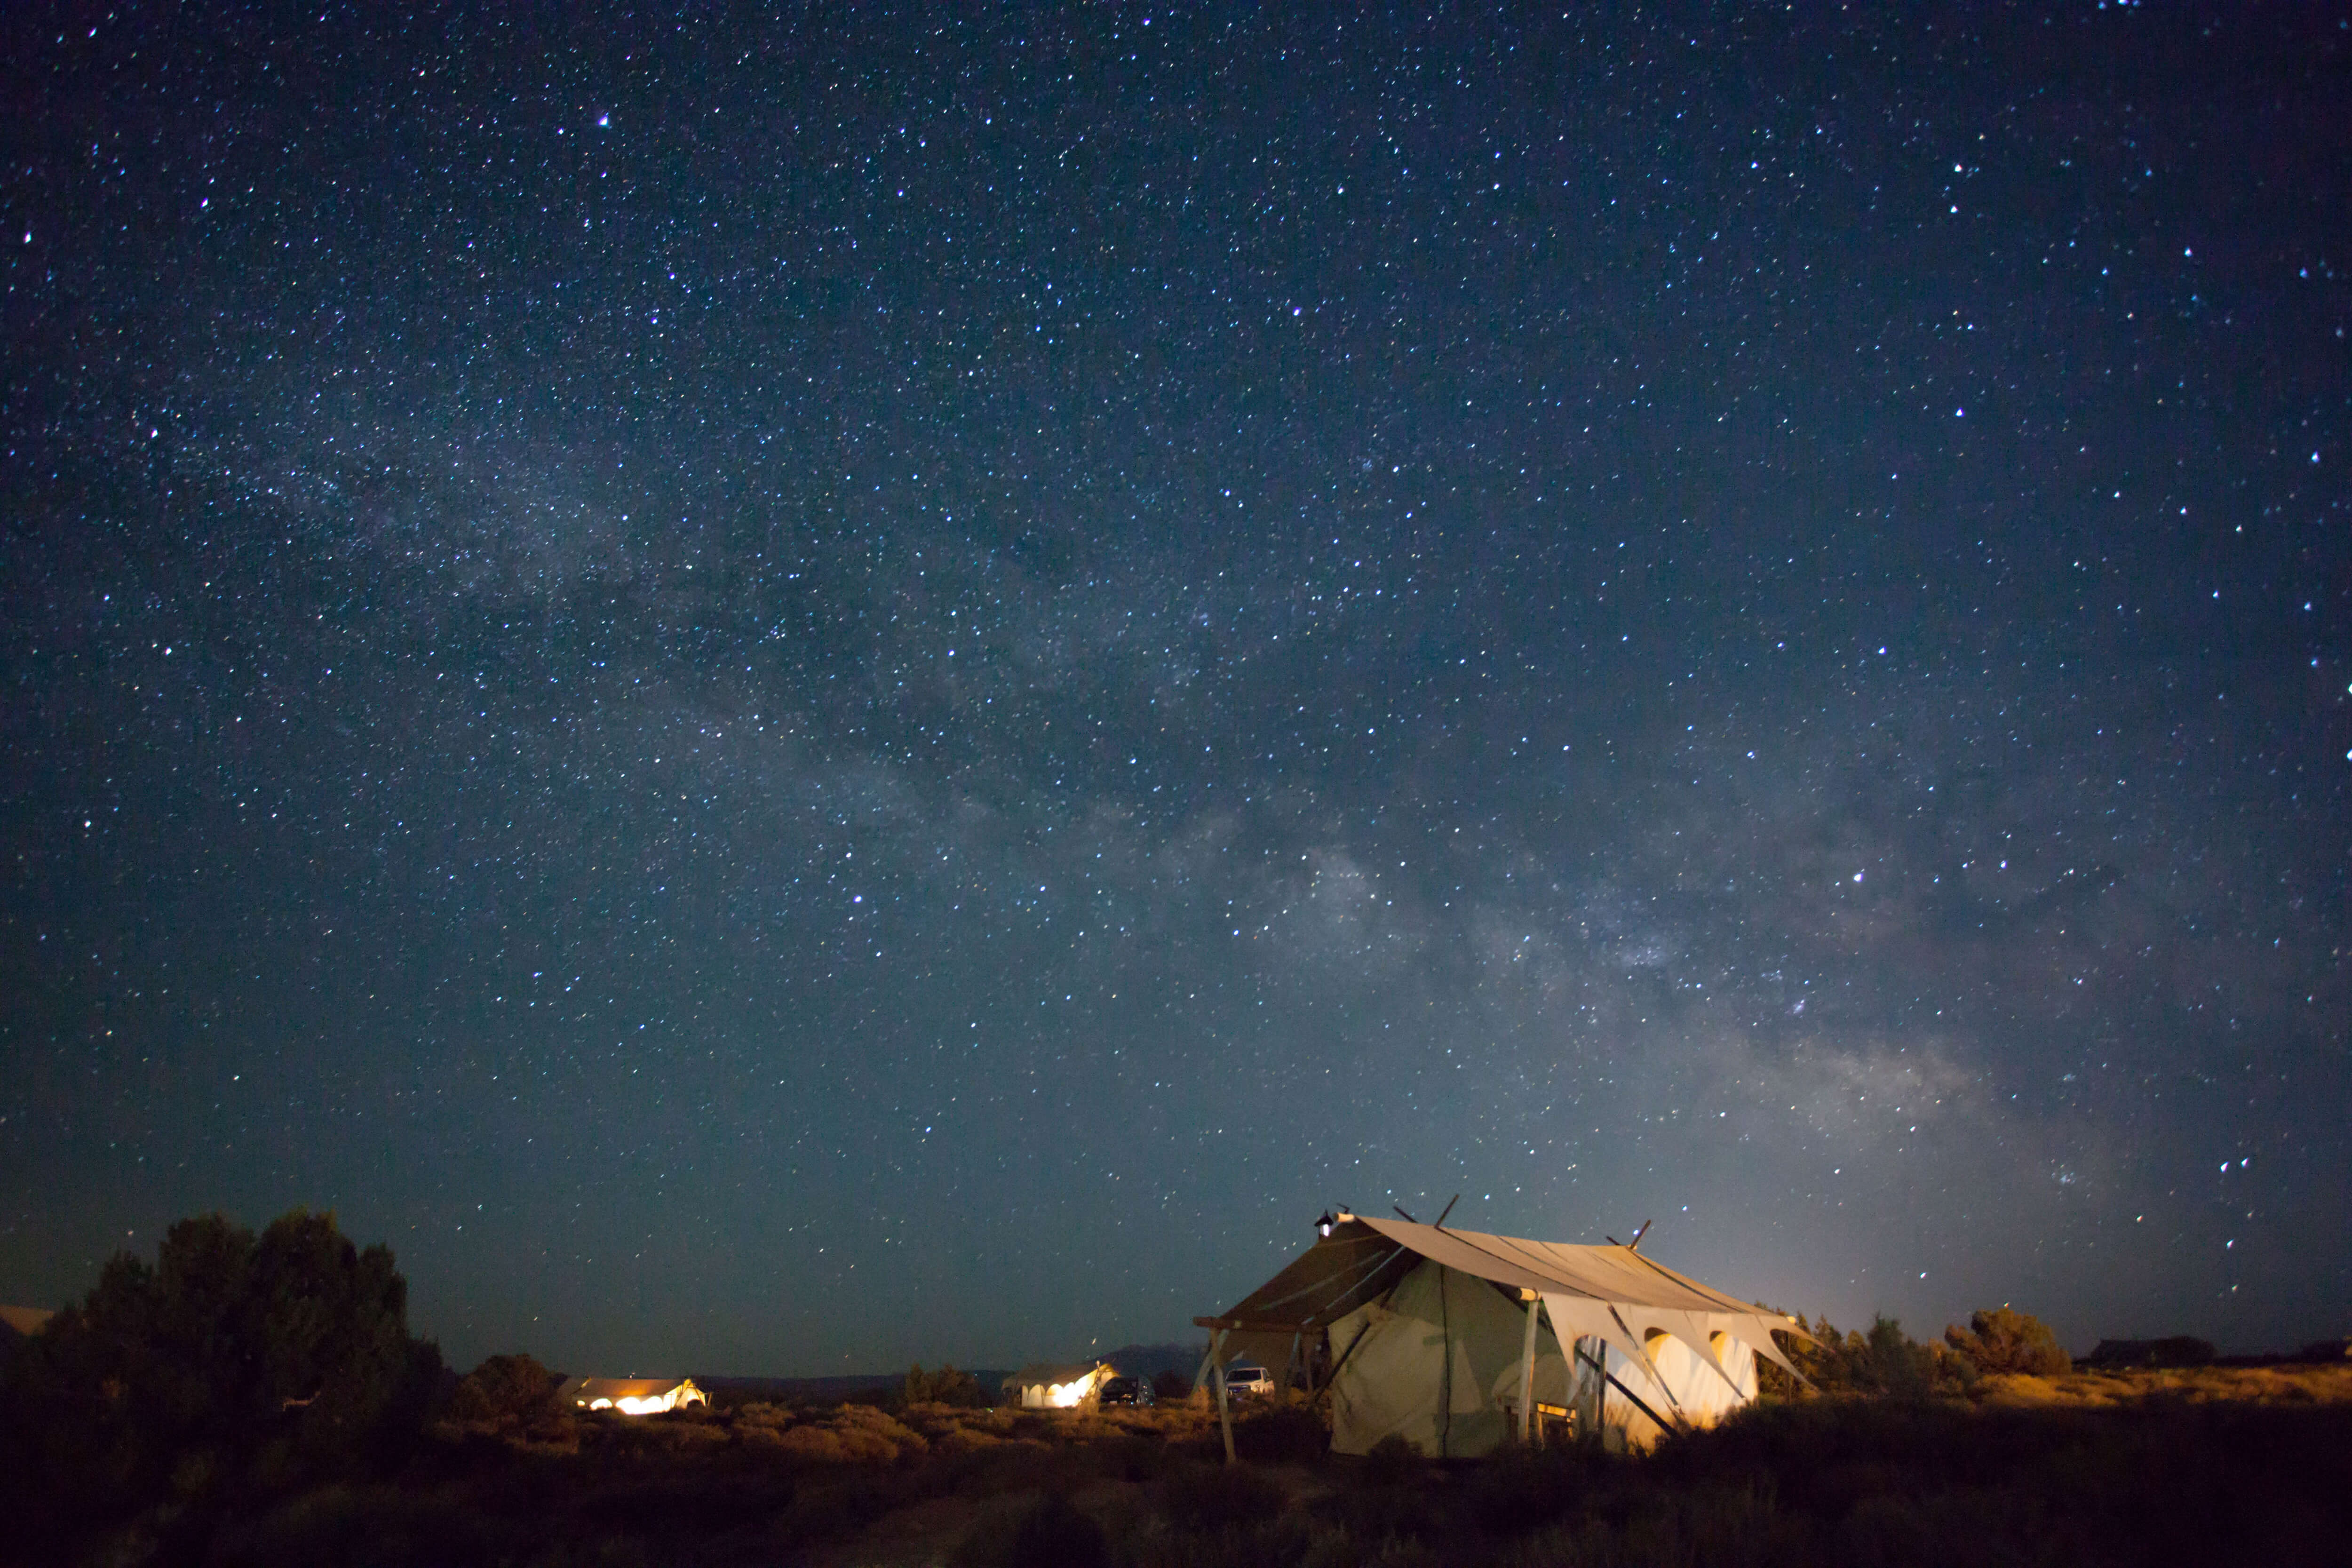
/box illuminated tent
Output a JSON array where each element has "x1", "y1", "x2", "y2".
[
  {"x1": 0, "y1": 1305, "x2": 54, "y2": 1366},
  {"x1": 559, "y1": 1376, "x2": 709, "y2": 1415},
  {"x1": 1001, "y1": 1361, "x2": 1118, "y2": 1409},
  {"x1": 0, "y1": 1305, "x2": 54, "y2": 1341},
  {"x1": 1194, "y1": 1213, "x2": 1806, "y2": 1457}
]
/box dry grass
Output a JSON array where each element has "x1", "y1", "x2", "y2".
[
  {"x1": 100, "y1": 1376, "x2": 2352, "y2": 1568},
  {"x1": 1968, "y1": 1361, "x2": 2352, "y2": 1409}
]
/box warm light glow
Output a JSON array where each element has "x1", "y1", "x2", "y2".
[
  {"x1": 576, "y1": 1380, "x2": 709, "y2": 1416},
  {"x1": 1046, "y1": 1377, "x2": 1089, "y2": 1408}
]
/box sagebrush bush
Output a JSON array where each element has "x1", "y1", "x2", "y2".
[
  {"x1": 1232, "y1": 1399, "x2": 1329, "y2": 1463},
  {"x1": 1362, "y1": 1432, "x2": 1425, "y2": 1484},
  {"x1": 1760, "y1": 1312, "x2": 1974, "y2": 1399},
  {"x1": 905, "y1": 1361, "x2": 990, "y2": 1407},
  {"x1": 949, "y1": 1492, "x2": 1110, "y2": 1568},
  {"x1": 1944, "y1": 1306, "x2": 2071, "y2": 1377},
  {"x1": 1160, "y1": 1458, "x2": 1286, "y2": 1532},
  {"x1": 1464, "y1": 1446, "x2": 1601, "y2": 1533},
  {"x1": 446, "y1": 1353, "x2": 567, "y2": 1441}
]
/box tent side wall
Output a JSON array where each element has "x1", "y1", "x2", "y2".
[
  {"x1": 1329, "y1": 1258, "x2": 1569, "y2": 1458},
  {"x1": 1008, "y1": 1363, "x2": 1116, "y2": 1409},
  {"x1": 1601, "y1": 1333, "x2": 1757, "y2": 1450}
]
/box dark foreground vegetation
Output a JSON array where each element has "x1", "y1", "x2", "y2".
[
  {"x1": 5, "y1": 1212, "x2": 2348, "y2": 1567},
  {"x1": 14, "y1": 1384, "x2": 2348, "y2": 1568}
]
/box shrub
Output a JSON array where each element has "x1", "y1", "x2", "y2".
[
  {"x1": 759, "y1": 1402, "x2": 929, "y2": 1464},
  {"x1": 772, "y1": 1472, "x2": 898, "y2": 1544},
  {"x1": 1945, "y1": 1308, "x2": 2071, "y2": 1377},
  {"x1": 0, "y1": 1209, "x2": 442, "y2": 1559},
  {"x1": 1006, "y1": 1493, "x2": 1109, "y2": 1568},
  {"x1": 1161, "y1": 1460, "x2": 1286, "y2": 1532},
  {"x1": 949, "y1": 1492, "x2": 1112, "y2": 1568},
  {"x1": 1096, "y1": 1433, "x2": 1171, "y2": 1483},
  {"x1": 906, "y1": 1362, "x2": 989, "y2": 1407},
  {"x1": 1125, "y1": 1512, "x2": 1336, "y2": 1568},
  {"x1": 447, "y1": 1353, "x2": 564, "y2": 1437},
  {"x1": 1764, "y1": 1313, "x2": 1972, "y2": 1398},
  {"x1": 1465, "y1": 1447, "x2": 1592, "y2": 1533},
  {"x1": 838, "y1": 1402, "x2": 929, "y2": 1457},
  {"x1": 1233, "y1": 1400, "x2": 1328, "y2": 1463},
  {"x1": 732, "y1": 1400, "x2": 795, "y2": 1429},
  {"x1": 771, "y1": 1425, "x2": 855, "y2": 1463},
  {"x1": 1362, "y1": 1432, "x2": 1425, "y2": 1484}
]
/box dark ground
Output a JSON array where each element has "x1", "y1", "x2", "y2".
[{"x1": 68, "y1": 1387, "x2": 2351, "y2": 1568}]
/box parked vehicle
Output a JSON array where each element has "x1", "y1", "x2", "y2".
[
  {"x1": 1223, "y1": 1364, "x2": 1275, "y2": 1398},
  {"x1": 1097, "y1": 1375, "x2": 1155, "y2": 1408}
]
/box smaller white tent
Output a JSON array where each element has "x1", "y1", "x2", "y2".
[
  {"x1": 1001, "y1": 1361, "x2": 1118, "y2": 1409},
  {"x1": 1197, "y1": 1214, "x2": 1804, "y2": 1457},
  {"x1": 559, "y1": 1376, "x2": 709, "y2": 1415},
  {"x1": 0, "y1": 1305, "x2": 54, "y2": 1345}
]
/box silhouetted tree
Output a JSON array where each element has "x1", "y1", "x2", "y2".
[
  {"x1": 1759, "y1": 1312, "x2": 1973, "y2": 1399},
  {"x1": 448, "y1": 1352, "x2": 566, "y2": 1435},
  {"x1": 904, "y1": 1361, "x2": 988, "y2": 1407},
  {"x1": 1945, "y1": 1307, "x2": 2071, "y2": 1376},
  {"x1": 0, "y1": 1209, "x2": 441, "y2": 1563}
]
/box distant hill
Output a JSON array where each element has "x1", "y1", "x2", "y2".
[
  {"x1": 691, "y1": 1343, "x2": 1204, "y2": 1406},
  {"x1": 695, "y1": 1371, "x2": 1009, "y2": 1404},
  {"x1": 1096, "y1": 1342, "x2": 1208, "y2": 1381}
]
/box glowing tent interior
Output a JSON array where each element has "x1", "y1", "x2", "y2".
[
  {"x1": 558, "y1": 1376, "x2": 709, "y2": 1415},
  {"x1": 1194, "y1": 1213, "x2": 1807, "y2": 1457},
  {"x1": 1001, "y1": 1361, "x2": 1120, "y2": 1409}
]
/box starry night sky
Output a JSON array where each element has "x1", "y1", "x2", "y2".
[{"x1": 3, "y1": 5, "x2": 2346, "y2": 1377}]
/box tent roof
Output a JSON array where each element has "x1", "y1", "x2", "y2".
[
  {"x1": 1200, "y1": 1215, "x2": 1794, "y2": 1333},
  {"x1": 561, "y1": 1377, "x2": 698, "y2": 1401},
  {"x1": 0, "y1": 1305, "x2": 55, "y2": 1338}
]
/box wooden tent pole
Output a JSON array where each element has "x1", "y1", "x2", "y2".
[
  {"x1": 1438, "y1": 1265, "x2": 1454, "y2": 1457},
  {"x1": 1518, "y1": 1294, "x2": 1541, "y2": 1445},
  {"x1": 1210, "y1": 1329, "x2": 1236, "y2": 1465},
  {"x1": 1576, "y1": 1343, "x2": 1681, "y2": 1440}
]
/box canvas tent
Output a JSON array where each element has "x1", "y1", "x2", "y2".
[
  {"x1": 0, "y1": 1305, "x2": 54, "y2": 1341},
  {"x1": 559, "y1": 1376, "x2": 708, "y2": 1414},
  {"x1": 1001, "y1": 1361, "x2": 1118, "y2": 1409},
  {"x1": 0, "y1": 1305, "x2": 54, "y2": 1367},
  {"x1": 1195, "y1": 1213, "x2": 1804, "y2": 1457}
]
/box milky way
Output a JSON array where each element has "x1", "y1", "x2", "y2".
[{"x1": 2, "y1": 6, "x2": 2345, "y2": 1373}]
